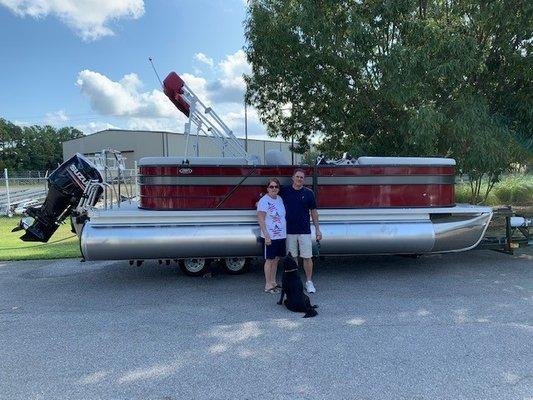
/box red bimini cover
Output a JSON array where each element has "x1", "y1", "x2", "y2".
[{"x1": 163, "y1": 72, "x2": 190, "y2": 117}]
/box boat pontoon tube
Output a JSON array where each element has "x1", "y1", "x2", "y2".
[{"x1": 80, "y1": 205, "x2": 492, "y2": 260}]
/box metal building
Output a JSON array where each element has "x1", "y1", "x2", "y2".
[{"x1": 63, "y1": 129, "x2": 301, "y2": 169}]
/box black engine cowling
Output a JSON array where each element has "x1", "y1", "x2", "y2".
[{"x1": 14, "y1": 154, "x2": 103, "y2": 242}]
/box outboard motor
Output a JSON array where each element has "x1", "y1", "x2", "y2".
[{"x1": 13, "y1": 154, "x2": 103, "y2": 242}]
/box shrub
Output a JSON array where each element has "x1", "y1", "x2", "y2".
[
  {"x1": 455, "y1": 182, "x2": 498, "y2": 205},
  {"x1": 455, "y1": 174, "x2": 533, "y2": 206},
  {"x1": 454, "y1": 184, "x2": 471, "y2": 204},
  {"x1": 492, "y1": 175, "x2": 533, "y2": 205}
]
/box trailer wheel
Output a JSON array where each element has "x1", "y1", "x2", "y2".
[
  {"x1": 179, "y1": 258, "x2": 210, "y2": 277},
  {"x1": 222, "y1": 257, "x2": 250, "y2": 275}
]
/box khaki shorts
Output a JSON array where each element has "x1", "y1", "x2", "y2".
[{"x1": 286, "y1": 234, "x2": 313, "y2": 259}]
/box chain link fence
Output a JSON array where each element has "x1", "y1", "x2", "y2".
[
  {"x1": 0, "y1": 170, "x2": 49, "y2": 190},
  {"x1": 1, "y1": 168, "x2": 138, "y2": 216},
  {"x1": 1, "y1": 169, "x2": 48, "y2": 216}
]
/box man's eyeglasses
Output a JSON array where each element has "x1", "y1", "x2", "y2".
[{"x1": 268, "y1": 185, "x2": 279, "y2": 189}]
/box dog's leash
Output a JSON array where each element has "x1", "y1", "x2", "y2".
[{"x1": 313, "y1": 239, "x2": 321, "y2": 257}]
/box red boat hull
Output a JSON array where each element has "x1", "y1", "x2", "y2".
[{"x1": 138, "y1": 165, "x2": 455, "y2": 210}]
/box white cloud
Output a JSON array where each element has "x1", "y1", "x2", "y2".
[
  {"x1": 75, "y1": 121, "x2": 118, "y2": 135},
  {"x1": 207, "y1": 80, "x2": 246, "y2": 104},
  {"x1": 76, "y1": 118, "x2": 186, "y2": 135},
  {"x1": 221, "y1": 107, "x2": 266, "y2": 138},
  {"x1": 219, "y1": 50, "x2": 251, "y2": 82},
  {"x1": 207, "y1": 49, "x2": 250, "y2": 104},
  {"x1": 180, "y1": 73, "x2": 209, "y2": 105},
  {"x1": 194, "y1": 52, "x2": 214, "y2": 68},
  {"x1": 223, "y1": 109, "x2": 247, "y2": 129},
  {"x1": 12, "y1": 119, "x2": 31, "y2": 127},
  {"x1": 75, "y1": 49, "x2": 271, "y2": 139},
  {"x1": 189, "y1": 50, "x2": 251, "y2": 104},
  {"x1": 0, "y1": 0, "x2": 145, "y2": 41},
  {"x1": 76, "y1": 69, "x2": 189, "y2": 134},
  {"x1": 76, "y1": 70, "x2": 178, "y2": 118},
  {"x1": 44, "y1": 109, "x2": 68, "y2": 125},
  {"x1": 126, "y1": 118, "x2": 183, "y2": 132}
]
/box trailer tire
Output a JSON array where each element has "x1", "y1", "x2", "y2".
[
  {"x1": 179, "y1": 258, "x2": 211, "y2": 277},
  {"x1": 222, "y1": 257, "x2": 251, "y2": 275}
]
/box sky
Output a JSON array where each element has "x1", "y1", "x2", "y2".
[{"x1": 0, "y1": 0, "x2": 271, "y2": 139}]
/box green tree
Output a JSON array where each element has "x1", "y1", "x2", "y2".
[
  {"x1": 0, "y1": 119, "x2": 84, "y2": 172},
  {"x1": 245, "y1": 0, "x2": 531, "y2": 201},
  {"x1": 0, "y1": 118, "x2": 26, "y2": 171}
]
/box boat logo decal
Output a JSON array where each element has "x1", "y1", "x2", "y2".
[
  {"x1": 67, "y1": 164, "x2": 89, "y2": 189},
  {"x1": 179, "y1": 168, "x2": 193, "y2": 174}
]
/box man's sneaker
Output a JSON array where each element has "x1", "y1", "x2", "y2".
[{"x1": 305, "y1": 281, "x2": 316, "y2": 293}]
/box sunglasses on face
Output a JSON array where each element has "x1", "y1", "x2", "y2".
[{"x1": 268, "y1": 185, "x2": 279, "y2": 189}]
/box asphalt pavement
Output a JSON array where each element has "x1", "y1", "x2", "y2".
[{"x1": 0, "y1": 249, "x2": 532, "y2": 400}]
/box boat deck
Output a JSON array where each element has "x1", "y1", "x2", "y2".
[{"x1": 88, "y1": 201, "x2": 492, "y2": 226}]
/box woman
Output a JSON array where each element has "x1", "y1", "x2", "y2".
[{"x1": 257, "y1": 178, "x2": 286, "y2": 293}]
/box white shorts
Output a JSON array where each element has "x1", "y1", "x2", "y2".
[{"x1": 286, "y1": 234, "x2": 313, "y2": 259}]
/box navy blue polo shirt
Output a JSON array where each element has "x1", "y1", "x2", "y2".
[{"x1": 280, "y1": 185, "x2": 317, "y2": 234}]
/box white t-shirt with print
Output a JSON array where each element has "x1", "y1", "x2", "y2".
[{"x1": 257, "y1": 195, "x2": 287, "y2": 239}]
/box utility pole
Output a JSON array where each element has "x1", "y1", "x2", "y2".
[
  {"x1": 4, "y1": 168, "x2": 11, "y2": 217},
  {"x1": 291, "y1": 136, "x2": 294, "y2": 165},
  {"x1": 244, "y1": 99, "x2": 248, "y2": 152}
]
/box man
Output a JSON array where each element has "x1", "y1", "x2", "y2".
[{"x1": 281, "y1": 169, "x2": 322, "y2": 293}]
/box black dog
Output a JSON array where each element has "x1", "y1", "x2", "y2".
[{"x1": 277, "y1": 254, "x2": 318, "y2": 318}]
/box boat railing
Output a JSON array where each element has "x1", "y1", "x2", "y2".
[
  {"x1": 77, "y1": 181, "x2": 109, "y2": 210},
  {"x1": 81, "y1": 149, "x2": 136, "y2": 210}
]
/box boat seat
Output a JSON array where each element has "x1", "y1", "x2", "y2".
[{"x1": 139, "y1": 156, "x2": 250, "y2": 166}]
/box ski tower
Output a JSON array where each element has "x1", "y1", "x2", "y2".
[{"x1": 162, "y1": 72, "x2": 258, "y2": 164}]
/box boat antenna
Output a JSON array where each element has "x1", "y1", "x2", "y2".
[{"x1": 148, "y1": 57, "x2": 163, "y2": 88}]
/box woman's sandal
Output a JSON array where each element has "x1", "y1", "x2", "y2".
[{"x1": 264, "y1": 287, "x2": 278, "y2": 293}]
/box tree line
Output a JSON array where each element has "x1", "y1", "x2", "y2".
[
  {"x1": 245, "y1": 0, "x2": 532, "y2": 202},
  {"x1": 0, "y1": 118, "x2": 84, "y2": 172}
]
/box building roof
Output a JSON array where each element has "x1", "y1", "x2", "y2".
[{"x1": 63, "y1": 129, "x2": 291, "y2": 145}]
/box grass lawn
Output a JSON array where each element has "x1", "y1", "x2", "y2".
[{"x1": 0, "y1": 217, "x2": 80, "y2": 261}]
